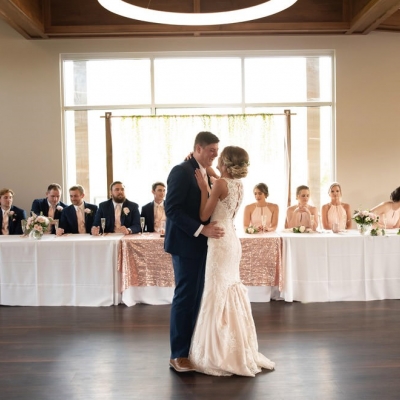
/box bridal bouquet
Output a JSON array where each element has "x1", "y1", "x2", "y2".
[
  {"x1": 245, "y1": 225, "x2": 259, "y2": 234},
  {"x1": 26, "y1": 212, "x2": 52, "y2": 237},
  {"x1": 293, "y1": 225, "x2": 312, "y2": 233},
  {"x1": 370, "y1": 227, "x2": 385, "y2": 236},
  {"x1": 352, "y1": 210, "x2": 379, "y2": 226}
]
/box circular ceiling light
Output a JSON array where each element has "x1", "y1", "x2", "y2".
[{"x1": 98, "y1": 0, "x2": 298, "y2": 26}]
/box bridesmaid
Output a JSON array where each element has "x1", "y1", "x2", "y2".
[
  {"x1": 321, "y1": 182, "x2": 351, "y2": 230},
  {"x1": 285, "y1": 185, "x2": 318, "y2": 230},
  {"x1": 243, "y1": 183, "x2": 279, "y2": 232},
  {"x1": 370, "y1": 186, "x2": 400, "y2": 229}
]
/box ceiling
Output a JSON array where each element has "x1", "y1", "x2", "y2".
[{"x1": 1, "y1": 0, "x2": 400, "y2": 39}]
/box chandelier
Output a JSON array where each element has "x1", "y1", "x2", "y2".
[{"x1": 97, "y1": 0, "x2": 298, "y2": 26}]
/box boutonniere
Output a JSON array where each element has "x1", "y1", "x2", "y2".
[
  {"x1": 123, "y1": 207, "x2": 130, "y2": 216},
  {"x1": 84, "y1": 208, "x2": 93, "y2": 215},
  {"x1": 9, "y1": 210, "x2": 16, "y2": 221},
  {"x1": 56, "y1": 205, "x2": 64, "y2": 212}
]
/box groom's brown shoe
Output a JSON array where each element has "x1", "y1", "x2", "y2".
[{"x1": 169, "y1": 358, "x2": 195, "y2": 372}]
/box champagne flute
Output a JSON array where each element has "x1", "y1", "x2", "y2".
[
  {"x1": 261, "y1": 215, "x2": 267, "y2": 233},
  {"x1": 310, "y1": 214, "x2": 315, "y2": 231},
  {"x1": 382, "y1": 213, "x2": 387, "y2": 230},
  {"x1": 101, "y1": 218, "x2": 106, "y2": 235},
  {"x1": 140, "y1": 217, "x2": 145, "y2": 234},
  {"x1": 160, "y1": 220, "x2": 166, "y2": 237},
  {"x1": 21, "y1": 219, "x2": 27, "y2": 235},
  {"x1": 53, "y1": 219, "x2": 59, "y2": 234}
]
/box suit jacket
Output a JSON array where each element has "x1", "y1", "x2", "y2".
[
  {"x1": 164, "y1": 157, "x2": 209, "y2": 258},
  {"x1": 93, "y1": 198, "x2": 141, "y2": 234},
  {"x1": 141, "y1": 201, "x2": 155, "y2": 232},
  {"x1": 31, "y1": 198, "x2": 67, "y2": 234},
  {"x1": 0, "y1": 205, "x2": 27, "y2": 235},
  {"x1": 59, "y1": 202, "x2": 98, "y2": 234}
]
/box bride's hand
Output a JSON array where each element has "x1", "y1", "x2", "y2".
[{"x1": 195, "y1": 169, "x2": 208, "y2": 192}]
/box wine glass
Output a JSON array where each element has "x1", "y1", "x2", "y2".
[
  {"x1": 382, "y1": 213, "x2": 387, "y2": 230},
  {"x1": 310, "y1": 215, "x2": 315, "y2": 231},
  {"x1": 101, "y1": 218, "x2": 106, "y2": 235},
  {"x1": 140, "y1": 217, "x2": 145, "y2": 234},
  {"x1": 21, "y1": 219, "x2": 27, "y2": 235},
  {"x1": 261, "y1": 215, "x2": 267, "y2": 233},
  {"x1": 53, "y1": 219, "x2": 59, "y2": 233}
]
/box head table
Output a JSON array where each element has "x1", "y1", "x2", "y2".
[
  {"x1": 1, "y1": 229, "x2": 399, "y2": 307},
  {"x1": 0, "y1": 234, "x2": 123, "y2": 306}
]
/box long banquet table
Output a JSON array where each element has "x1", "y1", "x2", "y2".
[
  {"x1": 281, "y1": 230, "x2": 400, "y2": 302},
  {"x1": 0, "y1": 233, "x2": 123, "y2": 306},
  {"x1": 118, "y1": 232, "x2": 282, "y2": 306}
]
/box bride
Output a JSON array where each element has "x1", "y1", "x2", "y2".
[{"x1": 189, "y1": 146, "x2": 275, "y2": 377}]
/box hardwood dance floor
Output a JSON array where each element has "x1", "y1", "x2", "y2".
[{"x1": 1, "y1": 300, "x2": 399, "y2": 400}]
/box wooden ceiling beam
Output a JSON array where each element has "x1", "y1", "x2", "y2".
[
  {"x1": 347, "y1": 0, "x2": 400, "y2": 34},
  {"x1": 0, "y1": 0, "x2": 46, "y2": 39}
]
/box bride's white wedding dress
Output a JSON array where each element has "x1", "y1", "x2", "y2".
[{"x1": 189, "y1": 178, "x2": 275, "y2": 376}]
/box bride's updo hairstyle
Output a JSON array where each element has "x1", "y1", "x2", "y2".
[{"x1": 220, "y1": 146, "x2": 249, "y2": 179}]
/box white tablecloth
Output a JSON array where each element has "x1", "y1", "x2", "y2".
[
  {"x1": 0, "y1": 234, "x2": 123, "y2": 306},
  {"x1": 280, "y1": 230, "x2": 400, "y2": 302}
]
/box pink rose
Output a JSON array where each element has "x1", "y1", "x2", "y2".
[
  {"x1": 123, "y1": 207, "x2": 130, "y2": 215},
  {"x1": 84, "y1": 208, "x2": 92, "y2": 214},
  {"x1": 56, "y1": 205, "x2": 63, "y2": 211}
]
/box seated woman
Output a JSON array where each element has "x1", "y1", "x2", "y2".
[
  {"x1": 370, "y1": 186, "x2": 400, "y2": 229},
  {"x1": 285, "y1": 185, "x2": 318, "y2": 230},
  {"x1": 321, "y1": 182, "x2": 351, "y2": 231},
  {"x1": 243, "y1": 183, "x2": 279, "y2": 232}
]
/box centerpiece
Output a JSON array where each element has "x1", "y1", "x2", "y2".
[
  {"x1": 245, "y1": 225, "x2": 259, "y2": 234},
  {"x1": 352, "y1": 210, "x2": 379, "y2": 235},
  {"x1": 25, "y1": 212, "x2": 52, "y2": 239},
  {"x1": 292, "y1": 225, "x2": 312, "y2": 233}
]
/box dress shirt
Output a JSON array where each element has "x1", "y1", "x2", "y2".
[{"x1": 75, "y1": 204, "x2": 86, "y2": 234}]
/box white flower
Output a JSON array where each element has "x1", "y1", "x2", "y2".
[
  {"x1": 299, "y1": 226, "x2": 306, "y2": 233},
  {"x1": 84, "y1": 208, "x2": 92, "y2": 214},
  {"x1": 247, "y1": 227, "x2": 254, "y2": 234},
  {"x1": 376, "y1": 229, "x2": 382, "y2": 236},
  {"x1": 9, "y1": 211, "x2": 15, "y2": 216},
  {"x1": 123, "y1": 207, "x2": 130, "y2": 215},
  {"x1": 56, "y1": 205, "x2": 63, "y2": 211}
]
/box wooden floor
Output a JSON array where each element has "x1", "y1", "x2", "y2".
[{"x1": 1, "y1": 300, "x2": 399, "y2": 400}]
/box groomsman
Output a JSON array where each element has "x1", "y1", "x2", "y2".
[
  {"x1": 57, "y1": 185, "x2": 98, "y2": 235},
  {"x1": 0, "y1": 188, "x2": 27, "y2": 235},
  {"x1": 140, "y1": 181, "x2": 166, "y2": 232},
  {"x1": 31, "y1": 183, "x2": 67, "y2": 233},
  {"x1": 91, "y1": 181, "x2": 141, "y2": 235}
]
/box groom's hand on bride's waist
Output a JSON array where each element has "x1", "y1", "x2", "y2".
[{"x1": 201, "y1": 221, "x2": 224, "y2": 239}]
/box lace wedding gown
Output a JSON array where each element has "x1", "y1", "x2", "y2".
[{"x1": 189, "y1": 178, "x2": 275, "y2": 376}]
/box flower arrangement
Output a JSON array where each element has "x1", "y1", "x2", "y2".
[
  {"x1": 123, "y1": 207, "x2": 130, "y2": 215},
  {"x1": 293, "y1": 225, "x2": 312, "y2": 233},
  {"x1": 26, "y1": 212, "x2": 52, "y2": 237},
  {"x1": 245, "y1": 225, "x2": 259, "y2": 234},
  {"x1": 370, "y1": 227, "x2": 385, "y2": 236},
  {"x1": 352, "y1": 210, "x2": 379, "y2": 226}
]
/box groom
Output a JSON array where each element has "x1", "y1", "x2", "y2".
[{"x1": 165, "y1": 131, "x2": 224, "y2": 373}]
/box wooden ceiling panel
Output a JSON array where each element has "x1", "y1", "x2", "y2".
[{"x1": 1, "y1": 0, "x2": 400, "y2": 39}]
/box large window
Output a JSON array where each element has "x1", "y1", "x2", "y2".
[{"x1": 62, "y1": 52, "x2": 334, "y2": 226}]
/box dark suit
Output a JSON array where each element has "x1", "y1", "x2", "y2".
[
  {"x1": 141, "y1": 201, "x2": 155, "y2": 232},
  {"x1": 164, "y1": 157, "x2": 209, "y2": 359},
  {"x1": 59, "y1": 202, "x2": 98, "y2": 234},
  {"x1": 93, "y1": 199, "x2": 141, "y2": 234},
  {"x1": 0, "y1": 205, "x2": 27, "y2": 235},
  {"x1": 31, "y1": 198, "x2": 67, "y2": 234}
]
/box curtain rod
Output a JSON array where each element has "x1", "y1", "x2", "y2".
[{"x1": 101, "y1": 112, "x2": 296, "y2": 118}]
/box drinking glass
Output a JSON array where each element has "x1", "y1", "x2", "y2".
[
  {"x1": 310, "y1": 215, "x2": 315, "y2": 230},
  {"x1": 101, "y1": 218, "x2": 106, "y2": 234},
  {"x1": 382, "y1": 213, "x2": 387, "y2": 230},
  {"x1": 21, "y1": 219, "x2": 27, "y2": 235},
  {"x1": 140, "y1": 217, "x2": 145, "y2": 234},
  {"x1": 160, "y1": 220, "x2": 166, "y2": 237},
  {"x1": 53, "y1": 219, "x2": 59, "y2": 233},
  {"x1": 261, "y1": 215, "x2": 267, "y2": 232}
]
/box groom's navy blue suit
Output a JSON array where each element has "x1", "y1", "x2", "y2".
[
  {"x1": 59, "y1": 202, "x2": 98, "y2": 234},
  {"x1": 164, "y1": 157, "x2": 209, "y2": 359},
  {"x1": 0, "y1": 205, "x2": 27, "y2": 235}
]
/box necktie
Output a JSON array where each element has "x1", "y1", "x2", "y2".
[
  {"x1": 2, "y1": 211, "x2": 9, "y2": 235},
  {"x1": 48, "y1": 205, "x2": 55, "y2": 219},
  {"x1": 155, "y1": 204, "x2": 163, "y2": 231},
  {"x1": 76, "y1": 207, "x2": 86, "y2": 234},
  {"x1": 115, "y1": 204, "x2": 122, "y2": 230}
]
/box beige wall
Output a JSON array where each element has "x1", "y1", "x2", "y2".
[{"x1": 1, "y1": 19, "x2": 399, "y2": 216}]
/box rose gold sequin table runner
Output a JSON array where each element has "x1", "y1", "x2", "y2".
[{"x1": 118, "y1": 232, "x2": 282, "y2": 292}]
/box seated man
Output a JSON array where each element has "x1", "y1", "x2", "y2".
[
  {"x1": 31, "y1": 183, "x2": 67, "y2": 233},
  {"x1": 91, "y1": 181, "x2": 140, "y2": 235},
  {"x1": 141, "y1": 181, "x2": 166, "y2": 233},
  {"x1": 57, "y1": 185, "x2": 98, "y2": 235},
  {"x1": 0, "y1": 188, "x2": 27, "y2": 235}
]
